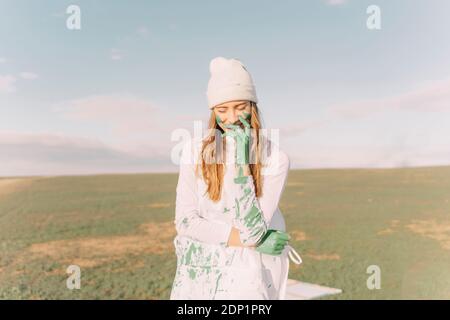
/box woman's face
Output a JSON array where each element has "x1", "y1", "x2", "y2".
[{"x1": 213, "y1": 100, "x2": 251, "y2": 131}]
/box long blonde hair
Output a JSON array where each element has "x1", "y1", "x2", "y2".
[{"x1": 195, "y1": 101, "x2": 264, "y2": 202}]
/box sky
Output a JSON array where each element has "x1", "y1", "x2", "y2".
[{"x1": 1, "y1": 0, "x2": 450, "y2": 176}]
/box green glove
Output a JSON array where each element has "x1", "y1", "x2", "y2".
[
  {"x1": 221, "y1": 113, "x2": 251, "y2": 165},
  {"x1": 256, "y1": 229, "x2": 290, "y2": 256}
]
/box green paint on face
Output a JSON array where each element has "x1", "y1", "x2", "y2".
[
  {"x1": 243, "y1": 112, "x2": 250, "y2": 120},
  {"x1": 223, "y1": 207, "x2": 230, "y2": 214},
  {"x1": 215, "y1": 115, "x2": 222, "y2": 125}
]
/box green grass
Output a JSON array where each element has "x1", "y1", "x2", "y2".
[{"x1": 1, "y1": 166, "x2": 450, "y2": 299}]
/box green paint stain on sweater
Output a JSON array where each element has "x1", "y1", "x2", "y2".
[
  {"x1": 188, "y1": 268, "x2": 197, "y2": 279},
  {"x1": 244, "y1": 204, "x2": 262, "y2": 228}
]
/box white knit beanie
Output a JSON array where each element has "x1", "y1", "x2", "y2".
[{"x1": 206, "y1": 56, "x2": 258, "y2": 109}]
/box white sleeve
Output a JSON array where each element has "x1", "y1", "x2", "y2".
[
  {"x1": 229, "y1": 149, "x2": 290, "y2": 245},
  {"x1": 174, "y1": 140, "x2": 232, "y2": 246},
  {"x1": 258, "y1": 149, "x2": 290, "y2": 225},
  {"x1": 230, "y1": 173, "x2": 268, "y2": 246}
]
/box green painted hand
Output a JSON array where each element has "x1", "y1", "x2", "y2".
[
  {"x1": 221, "y1": 113, "x2": 251, "y2": 165},
  {"x1": 256, "y1": 229, "x2": 290, "y2": 256}
]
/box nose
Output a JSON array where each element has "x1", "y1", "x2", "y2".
[{"x1": 226, "y1": 109, "x2": 239, "y2": 125}]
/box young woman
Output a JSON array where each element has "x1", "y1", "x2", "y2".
[{"x1": 170, "y1": 57, "x2": 301, "y2": 300}]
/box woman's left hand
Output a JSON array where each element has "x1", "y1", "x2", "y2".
[{"x1": 256, "y1": 229, "x2": 290, "y2": 256}]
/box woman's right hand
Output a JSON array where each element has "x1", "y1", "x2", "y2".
[{"x1": 221, "y1": 113, "x2": 251, "y2": 166}]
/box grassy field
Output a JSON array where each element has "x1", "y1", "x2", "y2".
[{"x1": 1, "y1": 166, "x2": 450, "y2": 299}]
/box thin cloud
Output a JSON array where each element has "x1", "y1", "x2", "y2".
[
  {"x1": 288, "y1": 143, "x2": 450, "y2": 169},
  {"x1": 110, "y1": 48, "x2": 123, "y2": 61},
  {"x1": 280, "y1": 116, "x2": 331, "y2": 137},
  {"x1": 0, "y1": 131, "x2": 176, "y2": 177},
  {"x1": 53, "y1": 93, "x2": 193, "y2": 159},
  {"x1": 55, "y1": 94, "x2": 167, "y2": 135},
  {"x1": 328, "y1": 78, "x2": 450, "y2": 118},
  {"x1": 19, "y1": 72, "x2": 39, "y2": 80},
  {"x1": 324, "y1": 0, "x2": 348, "y2": 6},
  {"x1": 0, "y1": 74, "x2": 17, "y2": 93},
  {"x1": 137, "y1": 26, "x2": 150, "y2": 37}
]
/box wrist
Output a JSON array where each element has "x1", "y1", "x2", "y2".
[{"x1": 228, "y1": 227, "x2": 254, "y2": 248}]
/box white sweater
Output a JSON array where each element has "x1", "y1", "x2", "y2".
[{"x1": 170, "y1": 135, "x2": 292, "y2": 300}]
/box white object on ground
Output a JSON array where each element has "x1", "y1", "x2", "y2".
[{"x1": 285, "y1": 279, "x2": 342, "y2": 300}]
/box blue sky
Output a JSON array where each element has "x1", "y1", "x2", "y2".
[{"x1": 1, "y1": 0, "x2": 450, "y2": 176}]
